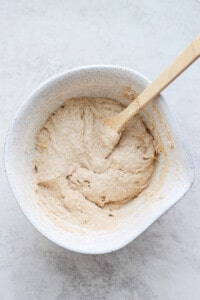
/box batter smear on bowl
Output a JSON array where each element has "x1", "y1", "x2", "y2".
[{"x1": 33, "y1": 97, "x2": 157, "y2": 231}]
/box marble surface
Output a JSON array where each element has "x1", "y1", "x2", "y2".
[{"x1": 1, "y1": 0, "x2": 200, "y2": 299}]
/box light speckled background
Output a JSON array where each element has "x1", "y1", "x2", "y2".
[{"x1": 1, "y1": 1, "x2": 200, "y2": 299}]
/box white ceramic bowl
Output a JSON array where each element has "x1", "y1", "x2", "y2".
[{"x1": 5, "y1": 65, "x2": 194, "y2": 254}]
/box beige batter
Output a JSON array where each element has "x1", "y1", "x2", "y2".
[{"x1": 33, "y1": 97, "x2": 156, "y2": 231}]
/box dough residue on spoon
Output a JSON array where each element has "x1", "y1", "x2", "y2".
[{"x1": 33, "y1": 97, "x2": 157, "y2": 231}]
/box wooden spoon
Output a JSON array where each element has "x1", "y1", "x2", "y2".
[{"x1": 105, "y1": 36, "x2": 200, "y2": 132}]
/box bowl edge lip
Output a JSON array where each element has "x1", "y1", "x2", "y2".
[{"x1": 4, "y1": 64, "x2": 195, "y2": 254}]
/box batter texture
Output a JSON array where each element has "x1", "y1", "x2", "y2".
[{"x1": 33, "y1": 97, "x2": 156, "y2": 230}]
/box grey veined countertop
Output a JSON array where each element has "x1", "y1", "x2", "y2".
[{"x1": 1, "y1": 0, "x2": 200, "y2": 299}]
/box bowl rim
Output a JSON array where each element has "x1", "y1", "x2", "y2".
[{"x1": 4, "y1": 64, "x2": 195, "y2": 254}]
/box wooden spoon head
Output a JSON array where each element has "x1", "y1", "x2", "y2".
[{"x1": 104, "y1": 113, "x2": 125, "y2": 133}]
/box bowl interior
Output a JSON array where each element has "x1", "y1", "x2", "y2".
[{"x1": 5, "y1": 66, "x2": 194, "y2": 254}]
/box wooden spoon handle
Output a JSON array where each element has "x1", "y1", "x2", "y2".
[{"x1": 105, "y1": 36, "x2": 200, "y2": 132}]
